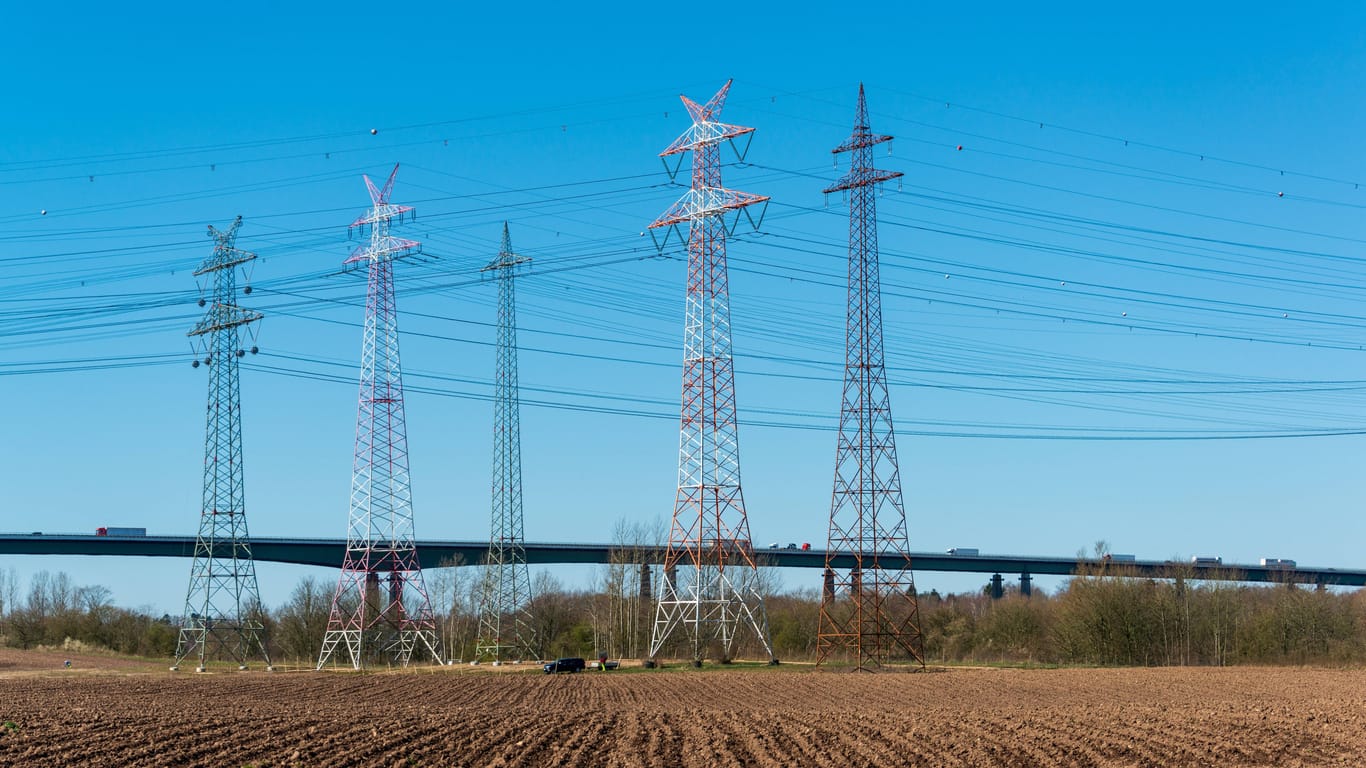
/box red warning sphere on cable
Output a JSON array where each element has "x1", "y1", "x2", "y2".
[{"x1": 956, "y1": 145, "x2": 963, "y2": 151}]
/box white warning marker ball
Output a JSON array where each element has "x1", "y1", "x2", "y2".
[
  {"x1": 1122, "y1": 312, "x2": 1127, "y2": 317},
  {"x1": 40, "y1": 209, "x2": 47, "y2": 215},
  {"x1": 370, "y1": 128, "x2": 378, "y2": 135}
]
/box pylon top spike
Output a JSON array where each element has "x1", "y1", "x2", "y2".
[
  {"x1": 825, "y1": 86, "x2": 902, "y2": 193},
  {"x1": 681, "y1": 78, "x2": 732, "y2": 123},
  {"x1": 347, "y1": 166, "x2": 418, "y2": 262},
  {"x1": 660, "y1": 79, "x2": 753, "y2": 158},
  {"x1": 207, "y1": 215, "x2": 243, "y2": 249},
  {"x1": 196, "y1": 216, "x2": 257, "y2": 277},
  {"x1": 681, "y1": 94, "x2": 707, "y2": 124},
  {"x1": 704, "y1": 79, "x2": 733, "y2": 116},
  {"x1": 377, "y1": 163, "x2": 400, "y2": 205},
  {"x1": 652, "y1": 80, "x2": 769, "y2": 232},
  {"x1": 361, "y1": 164, "x2": 401, "y2": 207},
  {"x1": 484, "y1": 220, "x2": 531, "y2": 272},
  {"x1": 830, "y1": 84, "x2": 895, "y2": 157}
]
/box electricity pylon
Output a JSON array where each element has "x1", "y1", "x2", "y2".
[
  {"x1": 646, "y1": 80, "x2": 776, "y2": 666},
  {"x1": 173, "y1": 216, "x2": 271, "y2": 672},
  {"x1": 475, "y1": 222, "x2": 537, "y2": 663},
  {"x1": 318, "y1": 165, "x2": 444, "y2": 670},
  {"x1": 816, "y1": 85, "x2": 925, "y2": 670}
]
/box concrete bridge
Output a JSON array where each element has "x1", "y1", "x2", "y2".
[{"x1": 3, "y1": 533, "x2": 1361, "y2": 592}]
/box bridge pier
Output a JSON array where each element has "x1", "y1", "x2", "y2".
[
  {"x1": 364, "y1": 571, "x2": 381, "y2": 623},
  {"x1": 639, "y1": 562, "x2": 651, "y2": 601},
  {"x1": 989, "y1": 573, "x2": 1004, "y2": 600},
  {"x1": 1019, "y1": 572, "x2": 1032, "y2": 597}
]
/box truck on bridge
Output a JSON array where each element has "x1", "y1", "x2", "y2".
[
  {"x1": 1261, "y1": 557, "x2": 1297, "y2": 569},
  {"x1": 95, "y1": 527, "x2": 147, "y2": 537}
]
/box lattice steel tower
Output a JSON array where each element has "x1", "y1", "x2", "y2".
[
  {"x1": 816, "y1": 85, "x2": 925, "y2": 670},
  {"x1": 475, "y1": 222, "x2": 537, "y2": 662},
  {"x1": 646, "y1": 80, "x2": 776, "y2": 666},
  {"x1": 318, "y1": 165, "x2": 444, "y2": 670},
  {"x1": 173, "y1": 216, "x2": 270, "y2": 672}
]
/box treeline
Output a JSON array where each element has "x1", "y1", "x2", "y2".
[
  {"x1": 921, "y1": 568, "x2": 1366, "y2": 666},
  {"x1": 2, "y1": 563, "x2": 1365, "y2": 667},
  {"x1": 0, "y1": 569, "x2": 178, "y2": 657}
]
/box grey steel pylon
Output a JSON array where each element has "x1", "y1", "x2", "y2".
[
  {"x1": 475, "y1": 222, "x2": 538, "y2": 662},
  {"x1": 173, "y1": 216, "x2": 271, "y2": 672}
]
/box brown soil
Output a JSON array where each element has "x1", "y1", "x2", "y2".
[
  {"x1": 0, "y1": 658, "x2": 1362, "y2": 767},
  {"x1": 0, "y1": 647, "x2": 166, "y2": 677}
]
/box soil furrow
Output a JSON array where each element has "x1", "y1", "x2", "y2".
[{"x1": 2, "y1": 663, "x2": 1365, "y2": 767}]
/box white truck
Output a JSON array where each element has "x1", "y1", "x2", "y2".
[{"x1": 1260, "y1": 557, "x2": 1296, "y2": 569}]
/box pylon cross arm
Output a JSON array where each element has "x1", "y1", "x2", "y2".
[
  {"x1": 832, "y1": 132, "x2": 895, "y2": 154},
  {"x1": 824, "y1": 168, "x2": 903, "y2": 195},
  {"x1": 650, "y1": 187, "x2": 770, "y2": 229},
  {"x1": 660, "y1": 122, "x2": 756, "y2": 157},
  {"x1": 350, "y1": 203, "x2": 415, "y2": 229},
  {"x1": 345, "y1": 236, "x2": 421, "y2": 264},
  {"x1": 188, "y1": 305, "x2": 263, "y2": 337},
  {"x1": 194, "y1": 246, "x2": 256, "y2": 276}
]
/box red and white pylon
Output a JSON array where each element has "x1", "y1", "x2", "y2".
[
  {"x1": 318, "y1": 165, "x2": 444, "y2": 670},
  {"x1": 646, "y1": 81, "x2": 776, "y2": 666}
]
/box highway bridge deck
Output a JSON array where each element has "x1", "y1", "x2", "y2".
[{"x1": 1, "y1": 534, "x2": 1361, "y2": 586}]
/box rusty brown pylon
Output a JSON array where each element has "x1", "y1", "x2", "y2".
[{"x1": 816, "y1": 85, "x2": 925, "y2": 671}]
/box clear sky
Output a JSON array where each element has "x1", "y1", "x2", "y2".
[{"x1": 3, "y1": 2, "x2": 1365, "y2": 613}]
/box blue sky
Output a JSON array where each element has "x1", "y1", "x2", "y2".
[{"x1": 3, "y1": 3, "x2": 1365, "y2": 612}]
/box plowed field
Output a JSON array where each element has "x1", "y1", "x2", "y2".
[{"x1": 1, "y1": 659, "x2": 1363, "y2": 767}]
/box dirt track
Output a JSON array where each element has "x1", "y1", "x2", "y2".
[{"x1": 0, "y1": 659, "x2": 1362, "y2": 767}]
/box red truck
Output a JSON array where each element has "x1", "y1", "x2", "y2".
[{"x1": 96, "y1": 527, "x2": 147, "y2": 537}]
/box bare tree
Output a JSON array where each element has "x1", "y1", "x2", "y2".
[
  {"x1": 526, "y1": 571, "x2": 576, "y2": 658},
  {"x1": 602, "y1": 517, "x2": 664, "y2": 660},
  {"x1": 427, "y1": 556, "x2": 477, "y2": 662},
  {"x1": 0, "y1": 567, "x2": 17, "y2": 620},
  {"x1": 274, "y1": 576, "x2": 331, "y2": 663}
]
